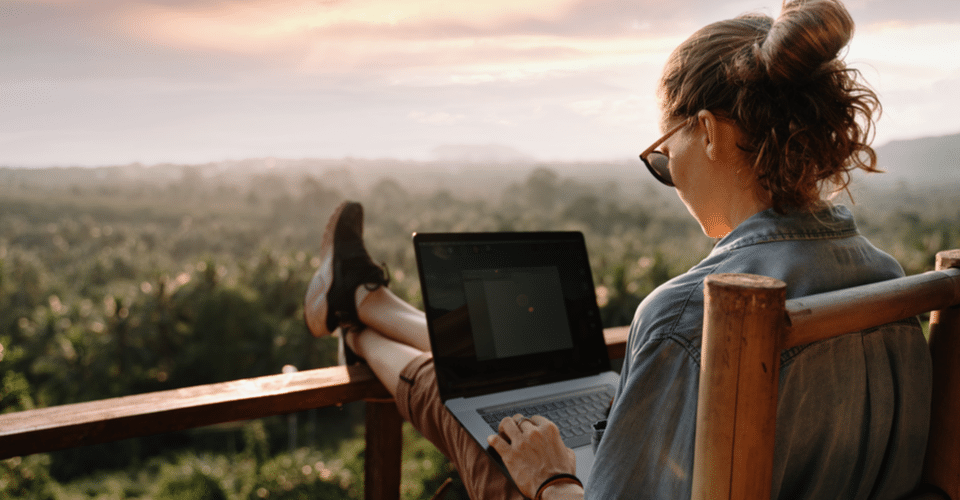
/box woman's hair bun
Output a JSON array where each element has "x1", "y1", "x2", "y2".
[
  {"x1": 758, "y1": 0, "x2": 854, "y2": 85},
  {"x1": 659, "y1": 0, "x2": 880, "y2": 213}
]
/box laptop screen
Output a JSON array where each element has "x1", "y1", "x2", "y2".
[
  {"x1": 463, "y1": 265, "x2": 573, "y2": 361},
  {"x1": 413, "y1": 232, "x2": 610, "y2": 400}
]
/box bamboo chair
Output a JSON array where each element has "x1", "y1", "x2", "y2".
[{"x1": 691, "y1": 249, "x2": 960, "y2": 500}]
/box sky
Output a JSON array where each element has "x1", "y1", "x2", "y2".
[{"x1": 3, "y1": 0, "x2": 960, "y2": 167}]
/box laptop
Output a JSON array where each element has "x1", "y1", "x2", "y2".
[{"x1": 412, "y1": 231, "x2": 620, "y2": 485}]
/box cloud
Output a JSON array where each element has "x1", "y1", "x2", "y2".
[
  {"x1": 3, "y1": 0, "x2": 959, "y2": 165},
  {"x1": 845, "y1": 20, "x2": 960, "y2": 143},
  {"x1": 109, "y1": 0, "x2": 685, "y2": 76},
  {"x1": 850, "y1": 22, "x2": 960, "y2": 81},
  {"x1": 116, "y1": 0, "x2": 585, "y2": 51},
  {"x1": 409, "y1": 111, "x2": 466, "y2": 125},
  {"x1": 567, "y1": 94, "x2": 653, "y2": 126},
  {"x1": 845, "y1": 0, "x2": 960, "y2": 25}
]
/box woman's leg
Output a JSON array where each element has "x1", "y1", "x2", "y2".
[
  {"x1": 345, "y1": 325, "x2": 421, "y2": 398},
  {"x1": 343, "y1": 285, "x2": 431, "y2": 397},
  {"x1": 354, "y1": 286, "x2": 431, "y2": 352},
  {"x1": 345, "y1": 327, "x2": 524, "y2": 500},
  {"x1": 314, "y1": 226, "x2": 523, "y2": 500}
]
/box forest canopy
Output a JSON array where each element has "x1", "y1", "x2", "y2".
[{"x1": 0, "y1": 161, "x2": 955, "y2": 499}]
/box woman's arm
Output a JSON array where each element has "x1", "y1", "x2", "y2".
[
  {"x1": 541, "y1": 482, "x2": 585, "y2": 500},
  {"x1": 487, "y1": 414, "x2": 584, "y2": 500}
]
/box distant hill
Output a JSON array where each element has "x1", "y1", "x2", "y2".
[
  {"x1": 3, "y1": 133, "x2": 958, "y2": 192},
  {"x1": 874, "y1": 132, "x2": 960, "y2": 185}
]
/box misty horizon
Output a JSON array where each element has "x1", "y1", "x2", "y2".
[{"x1": 4, "y1": 0, "x2": 960, "y2": 167}]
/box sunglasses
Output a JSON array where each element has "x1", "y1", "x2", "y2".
[{"x1": 639, "y1": 117, "x2": 693, "y2": 187}]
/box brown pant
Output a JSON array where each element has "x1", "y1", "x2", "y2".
[{"x1": 395, "y1": 353, "x2": 526, "y2": 499}]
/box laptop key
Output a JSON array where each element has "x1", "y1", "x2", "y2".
[
  {"x1": 563, "y1": 433, "x2": 592, "y2": 449},
  {"x1": 477, "y1": 384, "x2": 614, "y2": 445}
]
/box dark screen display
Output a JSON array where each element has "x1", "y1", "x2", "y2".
[{"x1": 414, "y1": 232, "x2": 609, "y2": 400}]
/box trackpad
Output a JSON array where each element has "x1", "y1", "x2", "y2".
[{"x1": 574, "y1": 445, "x2": 596, "y2": 487}]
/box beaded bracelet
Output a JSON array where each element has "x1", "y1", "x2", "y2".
[{"x1": 534, "y1": 473, "x2": 583, "y2": 500}]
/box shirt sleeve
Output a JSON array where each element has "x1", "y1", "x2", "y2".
[{"x1": 585, "y1": 336, "x2": 700, "y2": 499}]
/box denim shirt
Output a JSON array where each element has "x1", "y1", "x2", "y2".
[{"x1": 586, "y1": 205, "x2": 932, "y2": 499}]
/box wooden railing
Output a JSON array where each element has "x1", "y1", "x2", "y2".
[
  {"x1": 692, "y1": 249, "x2": 960, "y2": 500},
  {"x1": 4, "y1": 250, "x2": 958, "y2": 500},
  {"x1": 0, "y1": 326, "x2": 630, "y2": 500}
]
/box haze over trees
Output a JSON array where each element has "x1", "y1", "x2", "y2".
[{"x1": 1, "y1": 153, "x2": 956, "y2": 498}]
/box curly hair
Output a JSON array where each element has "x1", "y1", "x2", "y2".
[{"x1": 658, "y1": 0, "x2": 881, "y2": 213}]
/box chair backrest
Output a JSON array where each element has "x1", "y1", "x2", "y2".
[{"x1": 690, "y1": 249, "x2": 960, "y2": 500}]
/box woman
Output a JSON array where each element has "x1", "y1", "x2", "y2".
[{"x1": 305, "y1": 0, "x2": 932, "y2": 498}]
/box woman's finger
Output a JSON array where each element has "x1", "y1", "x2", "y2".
[
  {"x1": 529, "y1": 415, "x2": 561, "y2": 438},
  {"x1": 498, "y1": 415, "x2": 522, "y2": 443},
  {"x1": 529, "y1": 415, "x2": 551, "y2": 427},
  {"x1": 515, "y1": 414, "x2": 539, "y2": 431}
]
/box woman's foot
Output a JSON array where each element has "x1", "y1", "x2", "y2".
[{"x1": 304, "y1": 201, "x2": 388, "y2": 362}]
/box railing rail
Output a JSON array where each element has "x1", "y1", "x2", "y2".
[
  {"x1": 691, "y1": 250, "x2": 960, "y2": 500},
  {"x1": 0, "y1": 326, "x2": 629, "y2": 500},
  {"x1": 0, "y1": 363, "x2": 389, "y2": 459},
  {"x1": 5, "y1": 251, "x2": 959, "y2": 500}
]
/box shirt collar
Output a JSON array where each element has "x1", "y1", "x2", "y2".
[{"x1": 709, "y1": 204, "x2": 860, "y2": 256}]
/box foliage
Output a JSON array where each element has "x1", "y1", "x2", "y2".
[
  {"x1": 398, "y1": 423, "x2": 468, "y2": 500},
  {"x1": 157, "y1": 471, "x2": 228, "y2": 500},
  {"x1": 1, "y1": 455, "x2": 55, "y2": 500},
  {"x1": 245, "y1": 449, "x2": 354, "y2": 500},
  {"x1": 0, "y1": 162, "x2": 955, "y2": 498}
]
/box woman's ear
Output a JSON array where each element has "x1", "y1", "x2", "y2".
[{"x1": 697, "y1": 109, "x2": 721, "y2": 161}]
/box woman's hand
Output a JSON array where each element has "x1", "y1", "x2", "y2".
[{"x1": 487, "y1": 414, "x2": 578, "y2": 498}]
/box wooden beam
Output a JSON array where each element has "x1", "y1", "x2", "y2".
[
  {"x1": 784, "y1": 267, "x2": 960, "y2": 348},
  {"x1": 0, "y1": 363, "x2": 389, "y2": 459},
  {"x1": 922, "y1": 249, "x2": 960, "y2": 499},
  {"x1": 603, "y1": 325, "x2": 630, "y2": 359},
  {"x1": 0, "y1": 327, "x2": 629, "y2": 460},
  {"x1": 692, "y1": 274, "x2": 786, "y2": 500},
  {"x1": 365, "y1": 402, "x2": 403, "y2": 500},
  {"x1": 692, "y1": 249, "x2": 960, "y2": 500}
]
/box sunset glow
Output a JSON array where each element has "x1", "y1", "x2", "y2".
[
  {"x1": 3, "y1": 0, "x2": 959, "y2": 166},
  {"x1": 120, "y1": 0, "x2": 584, "y2": 52}
]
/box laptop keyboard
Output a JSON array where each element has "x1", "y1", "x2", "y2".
[{"x1": 477, "y1": 386, "x2": 615, "y2": 449}]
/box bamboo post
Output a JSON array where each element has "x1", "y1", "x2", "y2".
[
  {"x1": 692, "y1": 274, "x2": 786, "y2": 500},
  {"x1": 365, "y1": 400, "x2": 403, "y2": 500},
  {"x1": 922, "y1": 249, "x2": 960, "y2": 499}
]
